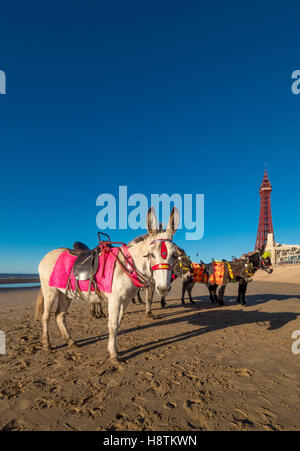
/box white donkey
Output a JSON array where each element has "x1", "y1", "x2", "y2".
[{"x1": 35, "y1": 207, "x2": 179, "y2": 363}]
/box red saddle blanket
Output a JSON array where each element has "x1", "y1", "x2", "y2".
[
  {"x1": 192, "y1": 262, "x2": 224, "y2": 285},
  {"x1": 49, "y1": 247, "x2": 134, "y2": 294}
]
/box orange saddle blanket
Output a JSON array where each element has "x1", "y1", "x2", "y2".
[{"x1": 192, "y1": 261, "x2": 224, "y2": 285}]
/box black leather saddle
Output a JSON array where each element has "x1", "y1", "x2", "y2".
[
  {"x1": 70, "y1": 241, "x2": 91, "y2": 255},
  {"x1": 73, "y1": 250, "x2": 99, "y2": 281},
  {"x1": 68, "y1": 242, "x2": 100, "y2": 301}
]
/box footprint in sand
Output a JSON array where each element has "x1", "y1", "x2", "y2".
[
  {"x1": 235, "y1": 368, "x2": 253, "y2": 378},
  {"x1": 258, "y1": 408, "x2": 277, "y2": 421},
  {"x1": 232, "y1": 408, "x2": 248, "y2": 420},
  {"x1": 183, "y1": 400, "x2": 209, "y2": 429},
  {"x1": 183, "y1": 399, "x2": 204, "y2": 414},
  {"x1": 163, "y1": 401, "x2": 177, "y2": 410}
]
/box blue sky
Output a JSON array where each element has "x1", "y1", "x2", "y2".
[{"x1": 0, "y1": 0, "x2": 300, "y2": 272}]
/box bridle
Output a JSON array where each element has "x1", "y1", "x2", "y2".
[
  {"x1": 260, "y1": 257, "x2": 273, "y2": 273},
  {"x1": 114, "y1": 238, "x2": 175, "y2": 288},
  {"x1": 251, "y1": 252, "x2": 272, "y2": 273},
  {"x1": 149, "y1": 239, "x2": 174, "y2": 272},
  {"x1": 173, "y1": 255, "x2": 193, "y2": 276}
]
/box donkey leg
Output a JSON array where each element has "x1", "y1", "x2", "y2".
[
  {"x1": 208, "y1": 285, "x2": 214, "y2": 303},
  {"x1": 137, "y1": 289, "x2": 144, "y2": 305},
  {"x1": 97, "y1": 302, "x2": 106, "y2": 318},
  {"x1": 41, "y1": 286, "x2": 57, "y2": 351},
  {"x1": 241, "y1": 281, "x2": 248, "y2": 305},
  {"x1": 145, "y1": 284, "x2": 155, "y2": 318},
  {"x1": 107, "y1": 298, "x2": 121, "y2": 362},
  {"x1": 90, "y1": 301, "x2": 106, "y2": 319},
  {"x1": 181, "y1": 281, "x2": 187, "y2": 304},
  {"x1": 187, "y1": 283, "x2": 195, "y2": 304},
  {"x1": 237, "y1": 279, "x2": 243, "y2": 304},
  {"x1": 117, "y1": 303, "x2": 124, "y2": 329},
  {"x1": 218, "y1": 285, "x2": 226, "y2": 306},
  {"x1": 55, "y1": 293, "x2": 77, "y2": 348},
  {"x1": 161, "y1": 297, "x2": 167, "y2": 308},
  {"x1": 91, "y1": 302, "x2": 97, "y2": 315},
  {"x1": 213, "y1": 285, "x2": 218, "y2": 303},
  {"x1": 117, "y1": 299, "x2": 131, "y2": 329}
]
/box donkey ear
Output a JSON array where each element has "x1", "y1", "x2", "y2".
[
  {"x1": 146, "y1": 207, "x2": 158, "y2": 234},
  {"x1": 166, "y1": 206, "x2": 180, "y2": 236}
]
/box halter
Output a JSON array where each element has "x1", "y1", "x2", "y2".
[
  {"x1": 179, "y1": 259, "x2": 193, "y2": 271},
  {"x1": 150, "y1": 239, "x2": 173, "y2": 271}
]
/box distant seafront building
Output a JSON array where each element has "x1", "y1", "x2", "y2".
[
  {"x1": 265, "y1": 233, "x2": 300, "y2": 265},
  {"x1": 255, "y1": 170, "x2": 300, "y2": 265}
]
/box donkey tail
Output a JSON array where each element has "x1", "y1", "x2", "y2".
[{"x1": 34, "y1": 288, "x2": 44, "y2": 321}]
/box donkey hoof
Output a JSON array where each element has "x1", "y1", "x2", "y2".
[
  {"x1": 43, "y1": 344, "x2": 53, "y2": 353},
  {"x1": 92, "y1": 311, "x2": 105, "y2": 319},
  {"x1": 93, "y1": 312, "x2": 106, "y2": 319},
  {"x1": 147, "y1": 312, "x2": 154, "y2": 319},
  {"x1": 110, "y1": 357, "x2": 125, "y2": 369},
  {"x1": 67, "y1": 339, "x2": 79, "y2": 349}
]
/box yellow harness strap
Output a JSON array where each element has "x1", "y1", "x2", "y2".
[
  {"x1": 246, "y1": 264, "x2": 254, "y2": 277},
  {"x1": 227, "y1": 261, "x2": 234, "y2": 280},
  {"x1": 180, "y1": 262, "x2": 192, "y2": 271}
]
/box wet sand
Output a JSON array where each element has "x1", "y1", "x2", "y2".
[
  {"x1": 0, "y1": 278, "x2": 300, "y2": 431},
  {"x1": 0, "y1": 278, "x2": 39, "y2": 285}
]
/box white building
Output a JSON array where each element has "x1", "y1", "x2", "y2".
[{"x1": 265, "y1": 233, "x2": 300, "y2": 266}]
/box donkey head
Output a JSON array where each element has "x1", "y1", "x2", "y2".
[
  {"x1": 173, "y1": 252, "x2": 193, "y2": 278},
  {"x1": 145, "y1": 206, "x2": 179, "y2": 296},
  {"x1": 257, "y1": 247, "x2": 273, "y2": 273}
]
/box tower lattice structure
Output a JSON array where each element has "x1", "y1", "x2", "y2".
[{"x1": 255, "y1": 169, "x2": 274, "y2": 250}]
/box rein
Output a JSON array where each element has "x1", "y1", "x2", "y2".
[
  {"x1": 95, "y1": 241, "x2": 152, "y2": 289},
  {"x1": 98, "y1": 238, "x2": 174, "y2": 289},
  {"x1": 115, "y1": 246, "x2": 152, "y2": 288}
]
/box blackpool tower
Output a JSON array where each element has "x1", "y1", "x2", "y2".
[{"x1": 255, "y1": 169, "x2": 274, "y2": 250}]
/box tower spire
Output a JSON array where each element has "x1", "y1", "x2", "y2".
[{"x1": 255, "y1": 169, "x2": 274, "y2": 249}]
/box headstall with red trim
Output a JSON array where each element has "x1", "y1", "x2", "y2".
[
  {"x1": 151, "y1": 263, "x2": 174, "y2": 271},
  {"x1": 150, "y1": 239, "x2": 173, "y2": 271}
]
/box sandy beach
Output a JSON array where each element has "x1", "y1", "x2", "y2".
[{"x1": 0, "y1": 267, "x2": 300, "y2": 431}]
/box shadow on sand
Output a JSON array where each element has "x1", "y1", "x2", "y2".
[{"x1": 65, "y1": 297, "x2": 299, "y2": 361}]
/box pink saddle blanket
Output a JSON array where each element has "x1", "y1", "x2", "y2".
[{"x1": 49, "y1": 248, "x2": 121, "y2": 293}]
